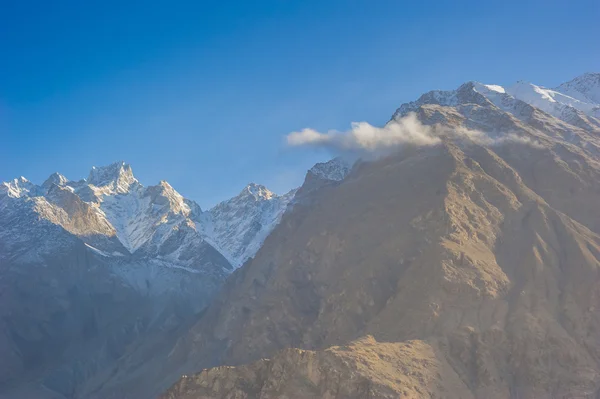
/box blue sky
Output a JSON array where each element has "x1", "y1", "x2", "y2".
[{"x1": 1, "y1": 0, "x2": 599, "y2": 207}]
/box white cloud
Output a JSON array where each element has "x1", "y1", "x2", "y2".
[
  {"x1": 286, "y1": 113, "x2": 543, "y2": 154},
  {"x1": 286, "y1": 113, "x2": 441, "y2": 152}
]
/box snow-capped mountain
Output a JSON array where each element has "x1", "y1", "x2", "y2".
[
  {"x1": 200, "y1": 183, "x2": 296, "y2": 266},
  {"x1": 0, "y1": 176, "x2": 38, "y2": 198},
  {"x1": 0, "y1": 161, "x2": 307, "y2": 398},
  {"x1": 554, "y1": 72, "x2": 600, "y2": 104},
  {"x1": 197, "y1": 158, "x2": 355, "y2": 267},
  {"x1": 87, "y1": 162, "x2": 139, "y2": 194},
  {"x1": 0, "y1": 161, "x2": 307, "y2": 273},
  {"x1": 393, "y1": 73, "x2": 600, "y2": 132},
  {"x1": 0, "y1": 157, "x2": 351, "y2": 398}
]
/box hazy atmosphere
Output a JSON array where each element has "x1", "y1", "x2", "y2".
[{"x1": 2, "y1": 2, "x2": 600, "y2": 399}]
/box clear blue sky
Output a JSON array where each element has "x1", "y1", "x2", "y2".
[{"x1": 1, "y1": 0, "x2": 599, "y2": 207}]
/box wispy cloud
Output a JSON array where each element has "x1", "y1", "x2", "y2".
[
  {"x1": 286, "y1": 113, "x2": 441, "y2": 153},
  {"x1": 286, "y1": 113, "x2": 542, "y2": 154}
]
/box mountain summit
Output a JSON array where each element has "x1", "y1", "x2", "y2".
[
  {"x1": 87, "y1": 161, "x2": 138, "y2": 193},
  {"x1": 160, "y1": 73, "x2": 600, "y2": 399}
]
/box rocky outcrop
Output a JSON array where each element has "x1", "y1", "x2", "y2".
[{"x1": 160, "y1": 336, "x2": 473, "y2": 399}]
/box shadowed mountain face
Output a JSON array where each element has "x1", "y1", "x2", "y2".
[{"x1": 159, "y1": 74, "x2": 600, "y2": 399}]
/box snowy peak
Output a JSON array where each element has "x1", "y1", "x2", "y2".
[
  {"x1": 42, "y1": 172, "x2": 69, "y2": 189},
  {"x1": 204, "y1": 183, "x2": 295, "y2": 267},
  {"x1": 238, "y1": 183, "x2": 275, "y2": 201},
  {"x1": 88, "y1": 161, "x2": 138, "y2": 193},
  {"x1": 392, "y1": 81, "x2": 491, "y2": 119},
  {"x1": 0, "y1": 160, "x2": 299, "y2": 274},
  {"x1": 394, "y1": 74, "x2": 600, "y2": 128},
  {"x1": 184, "y1": 198, "x2": 202, "y2": 218},
  {"x1": 0, "y1": 176, "x2": 36, "y2": 198},
  {"x1": 555, "y1": 72, "x2": 600, "y2": 104},
  {"x1": 472, "y1": 82, "x2": 505, "y2": 95},
  {"x1": 144, "y1": 180, "x2": 191, "y2": 216},
  {"x1": 97, "y1": 179, "x2": 195, "y2": 255},
  {"x1": 505, "y1": 80, "x2": 599, "y2": 117}
]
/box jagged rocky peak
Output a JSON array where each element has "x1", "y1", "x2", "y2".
[
  {"x1": 87, "y1": 161, "x2": 138, "y2": 193},
  {"x1": 45, "y1": 182, "x2": 76, "y2": 202},
  {"x1": 555, "y1": 72, "x2": 600, "y2": 104},
  {"x1": 392, "y1": 73, "x2": 600, "y2": 129},
  {"x1": 238, "y1": 182, "x2": 275, "y2": 201},
  {"x1": 184, "y1": 198, "x2": 202, "y2": 218},
  {"x1": 205, "y1": 182, "x2": 296, "y2": 267},
  {"x1": 454, "y1": 81, "x2": 495, "y2": 105},
  {"x1": 144, "y1": 180, "x2": 191, "y2": 215},
  {"x1": 391, "y1": 81, "x2": 493, "y2": 120},
  {"x1": 308, "y1": 157, "x2": 352, "y2": 182},
  {"x1": 0, "y1": 176, "x2": 36, "y2": 198},
  {"x1": 42, "y1": 172, "x2": 69, "y2": 189}
]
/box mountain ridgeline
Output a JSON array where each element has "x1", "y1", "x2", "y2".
[
  {"x1": 2, "y1": 72, "x2": 600, "y2": 398},
  {"x1": 159, "y1": 72, "x2": 600, "y2": 399}
]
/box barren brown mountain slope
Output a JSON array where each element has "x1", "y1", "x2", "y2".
[
  {"x1": 157, "y1": 139, "x2": 600, "y2": 398},
  {"x1": 155, "y1": 79, "x2": 600, "y2": 399},
  {"x1": 162, "y1": 336, "x2": 473, "y2": 399}
]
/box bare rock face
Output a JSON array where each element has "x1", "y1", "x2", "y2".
[
  {"x1": 160, "y1": 336, "x2": 473, "y2": 399},
  {"x1": 161, "y1": 74, "x2": 600, "y2": 399}
]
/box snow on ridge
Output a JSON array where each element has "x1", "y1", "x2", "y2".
[
  {"x1": 0, "y1": 156, "x2": 355, "y2": 270},
  {"x1": 0, "y1": 177, "x2": 37, "y2": 198},
  {"x1": 394, "y1": 74, "x2": 600, "y2": 127},
  {"x1": 99, "y1": 186, "x2": 149, "y2": 253},
  {"x1": 480, "y1": 84, "x2": 505, "y2": 94},
  {"x1": 309, "y1": 157, "x2": 352, "y2": 182},
  {"x1": 88, "y1": 161, "x2": 138, "y2": 193},
  {"x1": 200, "y1": 158, "x2": 356, "y2": 267},
  {"x1": 201, "y1": 183, "x2": 296, "y2": 267},
  {"x1": 42, "y1": 172, "x2": 69, "y2": 189},
  {"x1": 85, "y1": 243, "x2": 110, "y2": 257},
  {"x1": 239, "y1": 183, "x2": 275, "y2": 201},
  {"x1": 554, "y1": 72, "x2": 600, "y2": 104},
  {"x1": 505, "y1": 81, "x2": 600, "y2": 117},
  {"x1": 0, "y1": 158, "x2": 294, "y2": 271},
  {"x1": 472, "y1": 78, "x2": 600, "y2": 122}
]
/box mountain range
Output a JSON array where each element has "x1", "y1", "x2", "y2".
[
  {"x1": 2, "y1": 72, "x2": 600, "y2": 398},
  {"x1": 0, "y1": 151, "x2": 350, "y2": 398}
]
